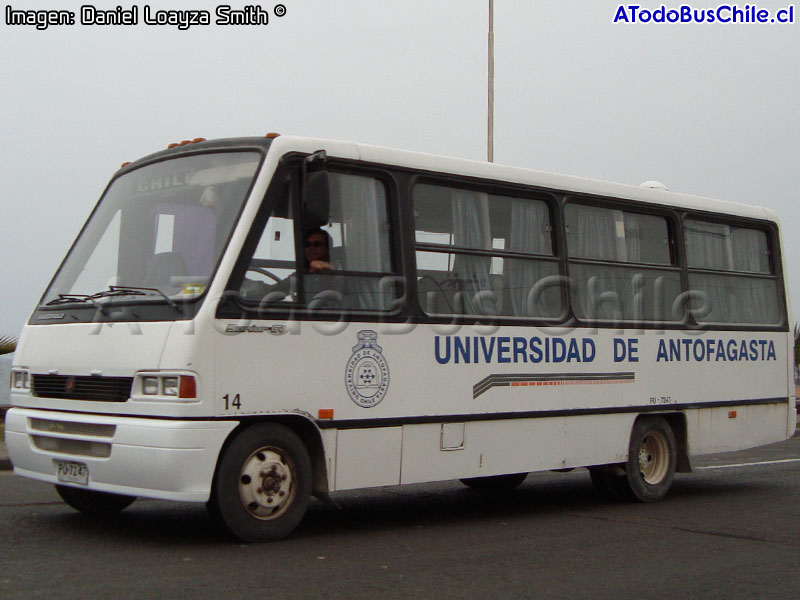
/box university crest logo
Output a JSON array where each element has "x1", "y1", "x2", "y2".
[{"x1": 345, "y1": 330, "x2": 390, "y2": 408}]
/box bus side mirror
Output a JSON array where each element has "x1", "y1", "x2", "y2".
[{"x1": 302, "y1": 150, "x2": 330, "y2": 229}]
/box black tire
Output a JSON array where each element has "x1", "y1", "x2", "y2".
[
  {"x1": 55, "y1": 485, "x2": 136, "y2": 515},
  {"x1": 590, "y1": 417, "x2": 677, "y2": 502},
  {"x1": 207, "y1": 423, "x2": 312, "y2": 542},
  {"x1": 625, "y1": 417, "x2": 677, "y2": 501},
  {"x1": 460, "y1": 472, "x2": 527, "y2": 491}
]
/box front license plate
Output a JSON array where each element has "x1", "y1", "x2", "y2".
[{"x1": 56, "y1": 461, "x2": 89, "y2": 485}]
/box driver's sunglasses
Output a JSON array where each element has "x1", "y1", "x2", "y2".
[{"x1": 305, "y1": 241, "x2": 326, "y2": 247}]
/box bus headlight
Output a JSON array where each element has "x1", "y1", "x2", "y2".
[
  {"x1": 162, "y1": 377, "x2": 179, "y2": 396},
  {"x1": 142, "y1": 377, "x2": 160, "y2": 395},
  {"x1": 11, "y1": 369, "x2": 30, "y2": 390},
  {"x1": 135, "y1": 373, "x2": 197, "y2": 401}
]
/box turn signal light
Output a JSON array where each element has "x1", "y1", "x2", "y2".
[
  {"x1": 318, "y1": 408, "x2": 334, "y2": 420},
  {"x1": 179, "y1": 375, "x2": 197, "y2": 399}
]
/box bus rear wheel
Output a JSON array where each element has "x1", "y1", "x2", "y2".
[
  {"x1": 460, "y1": 473, "x2": 527, "y2": 491},
  {"x1": 593, "y1": 416, "x2": 677, "y2": 502},
  {"x1": 55, "y1": 485, "x2": 136, "y2": 515},
  {"x1": 208, "y1": 423, "x2": 312, "y2": 542}
]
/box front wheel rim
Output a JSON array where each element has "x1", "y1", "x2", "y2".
[
  {"x1": 238, "y1": 446, "x2": 296, "y2": 520},
  {"x1": 638, "y1": 431, "x2": 669, "y2": 485}
]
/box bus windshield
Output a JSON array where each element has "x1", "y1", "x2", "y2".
[{"x1": 41, "y1": 151, "x2": 260, "y2": 308}]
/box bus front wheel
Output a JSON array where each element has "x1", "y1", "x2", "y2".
[
  {"x1": 208, "y1": 423, "x2": 312, "y2": 542},
  {"x1": 55, "y1": 485, "x2": 136, "y2": 515}
]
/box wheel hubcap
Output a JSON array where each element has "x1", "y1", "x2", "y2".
[
  {"x1": 239, "y1": 447, "x2": 296, "y2": 520},
  {"x1": 638, "y1": 431, "x2": 669, "y2": 484}
]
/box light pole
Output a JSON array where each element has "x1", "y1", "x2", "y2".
[{"x1": 488, "y1": 0, "x2": 494, "y2": 163}]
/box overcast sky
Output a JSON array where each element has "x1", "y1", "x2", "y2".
[{"x1": 1, "y1": 0, "x2": 798, "y2": 336}]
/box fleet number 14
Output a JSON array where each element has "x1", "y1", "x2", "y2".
[{"x1": 223, "y1": 394, "x2": 241, "y2": 410}]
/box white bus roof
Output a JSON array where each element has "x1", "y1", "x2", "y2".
[{"x1": 269, "y1": 135, "x2": 776, "y2": 224}]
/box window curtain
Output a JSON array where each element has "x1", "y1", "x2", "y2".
[
  {"x1": 728, "y1": 228, "x2": 771, "y2": 322},
  {"x1": 690, "y1": 273, "x2": 778, "y2": 324},
  {"x1": 507, "y1": 199, "x2": 555, "y2": 316},
  {"x1": 331, "y1": 174, "x2": 390, "y2": 273},
  {"x1": 685, "y1": 221, "x2": 730, "y2": 270},
  {"x1": 731, "y1": 228, "x2": 768, "y2": 273},
  {"x1": 327, "y1": 174, "x2": 392, "y2": 309},
  {"x1": 451, "y1": 189, "x2": 495, "y2": 315},
  {"x1": 570, "y1": 205, "x2": 617, "y2": 260},
  {"x1": 730, "y1": 277, "x2": 777, "y2": 323},
  {"x1": 623, "y1": 213, "x2": 642, "y2": 263},
  {"x1": 568, "y1": 206, "x2": 625, "y2": 320}
]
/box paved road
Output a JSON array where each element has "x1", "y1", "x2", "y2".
[{"x1": 1, "y1": 436, "x2": 798, "y2": 600}]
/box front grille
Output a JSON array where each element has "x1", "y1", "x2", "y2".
[
  {"x1": 31, "y1": 374, "x2": 133, "y2": 402},
  {"x1": 29, "y1": 418, "x2": 116, "y2": 438}
]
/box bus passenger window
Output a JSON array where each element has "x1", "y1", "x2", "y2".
[
  {"x1": 414, "y1": 183, "x2": 560, "y2": 319},
  {"x1": 685, "y1": 220, "x2": 779, "y2": 324},
  {"x1": 565, "y1": 204, "x2": 681, "y2": 323}
]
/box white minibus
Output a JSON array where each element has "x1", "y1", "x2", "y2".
[{"x1": 6, "y1": 134, "x2": 796, "y2": 540}]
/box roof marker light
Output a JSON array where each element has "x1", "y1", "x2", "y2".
[
  {"x1": 265, "y1": 132, "x2": 281, "y2": 138},
  {"x1": 167, "y1": 138, "x2": 206, "y2": 149}
]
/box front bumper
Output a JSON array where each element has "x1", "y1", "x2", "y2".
[{"x1": 5, "y1": 408, "x2": 238, "y2": 502}]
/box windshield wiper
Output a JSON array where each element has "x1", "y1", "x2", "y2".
[
  {"x1": 45, "y1": 293, "x2": 111, "y2": 316},
  {"x1": 46, "y1": 294, "x2": 92, "y2": 306},
  {"x1": 106, "y1": 286, "x2": 181, "y2": 312},
  {"x1": 94, "y1": 287, "x2": 148, "y2": 299},
  {"x1": 45, "y1": 286, "x2": 180, "y2": 314}
]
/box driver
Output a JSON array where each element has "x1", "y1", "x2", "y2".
[
  {"x1": 240, "y1": 228, "x2": 335, "y2": 302},
  {"x1": 304, "y1": 228, "x2": 332, "y2": 273}
]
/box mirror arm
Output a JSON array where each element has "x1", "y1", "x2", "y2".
[{"x1": 301, "y1": 149, "x2": 328, "y2": 206}]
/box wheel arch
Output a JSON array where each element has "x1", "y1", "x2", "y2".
[{"x1": 214, "y1": 415, "x2": 330, "y2": 498}]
